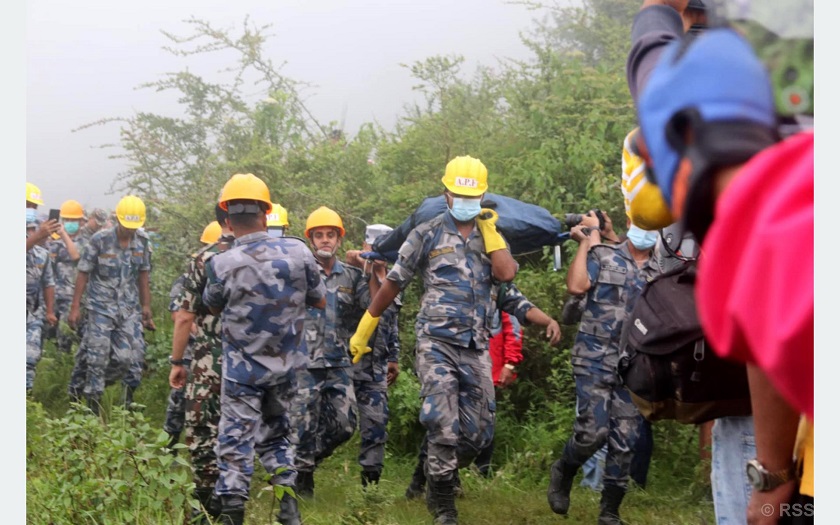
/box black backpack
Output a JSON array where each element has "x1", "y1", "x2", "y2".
[{"x1": 617, "y1": 259, "x2": 752, "y2": 424}]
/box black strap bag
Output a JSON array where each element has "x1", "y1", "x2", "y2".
[{"x1": 617, "y1": 260, "x2": 752, "y2": 424}]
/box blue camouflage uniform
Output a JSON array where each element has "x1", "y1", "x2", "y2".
[
  {"x1": 563, "y1": 241, "x2": 661, "y2": 490},
  {"x1": 47, "y1": 235, "x2": 82, "y2": 353},
  {"x1": 203, "y1": 231, "x2": 325, "y2": 502},
  {"x1": 297, "y1": 260, "x2": 370, "y2": 474},
  {"x1": 352, "y1": 295, "x2": 401, "y2": 475},
  {"x1": 71, "y1": 226, "x2": 152, "y2": 399},
  {"x1": 387, "y1": 211, "x2": 522, "y2": 482},
  {"x1": 27, "y1": 240, "x2": 56, "y2": 390}
]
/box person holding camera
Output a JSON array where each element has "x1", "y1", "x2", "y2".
[{"x1": 547, "y1": 211, "x2": 661, "y2": 525}]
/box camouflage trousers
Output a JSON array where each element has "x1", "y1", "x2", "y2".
[
  {"x1": 354, "y1": 377, "x2": 389, "y2": 473},
  {"x1": 26, "y1": 312, "x2": 44, "y2": 390},
  {"x1": 73, "y1": 310, "x2": 145, "y2": 397},
  {"x1": 415, "y1": 338, "x2": 495, "y2": 481},
  {"x1": 296, "y1": 367, "x2": 357, "y2": 472},
  {"x1": 215, "y1": 374, "x2": 304, "y2": 499},
  {"x1": 562, "y1": 370, "x2": 645, "y2": 489},
  {"x1": 185, "y1": 343, "x2": 222, "y2": 489}
]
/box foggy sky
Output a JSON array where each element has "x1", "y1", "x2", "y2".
[{"x1": 26, "y1": 0, "x2": 541, "y2": 211}]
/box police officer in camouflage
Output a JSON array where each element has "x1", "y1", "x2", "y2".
[
  {"x1": 162, "y1": 273, "x2": 191, "y2": 453},
  {"x1": 26, "y1": 214, "x2": 58, "y2": 392},
  {"x1": 68, "y1": 195, "x2": 156, "y2": 415},
  {"x1": 169, "y1": 212, "x2": 231, "y2": 523},
  {"x1": 47, "y1": 200, "x2": 84, "y2": 354},
  {"x1": 546, "y1": 214, "x2": 662, "y2": 525},
  {"x1": 202, "y1": 174, "x2": 326, "y2": 525},
  {"x1": 345, "y1": 224, "x2": 402, "y2": 488},
  {"x1": 350, "y1": 156, "x2": 518, "y2": 525},
  {"x1": 295, "y1": 206, "x2": 374, "y2": 498}
]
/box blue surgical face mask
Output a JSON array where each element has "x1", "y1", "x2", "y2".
[
  {"x1": 267, "y1": 227, "x2": 285, "y2": 238},
  {"x1": 63, "y1": 221, "x2": 80, "y2": 235},
  {"x1": 449, "y1": 197, "x2": 482, "y2": 222},
  {"x1": 627, "y1": 224, "x2": 659, "y2": 250},
  {"x1": 26, "y1": 208, "x2": 37, "y2": 224}
]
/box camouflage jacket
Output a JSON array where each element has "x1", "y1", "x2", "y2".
[
  {"x1": 76, "y1": 227, "x2": 152, "y2": 319},
  {"x1": 352, "y1": 295, "x2": 401, "y2": 383},
  {"x1": 203, "y1": 231, "x2": 326, "y2": 386},
  {"x1": 26, "y1": 243, "x2": 55, "y2": 316},
  {"x1": 387, "y1": 212, "x2": 507, "y2": 349},
  {"x1": 48, "y1": 236, "x2": 81, "y2": 303},
  {"x1": 572, "y1": 241, "x2": 661, "y2": 373},
  {"x1": 304, "y1": 259, "x2": 371, "y2": 369}
]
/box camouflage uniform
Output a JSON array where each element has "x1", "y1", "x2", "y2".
[
  {"x1": 352, "y1": 296, "x2": 401, "y2": 475},
  {"x1": 163, "y1": 274, "x2": 193, "y2": 438},
  {"x1": 562, "y1": 241, "x2": 661, "y2": 490},
  {"x1": 178, "y1": 244, "x2": 226, "y2": 490},
  {"x1": 387, "y1": 212, "x2": 525, "y2": 482},
  {"x1": 71, "y1": 226, "x2": 152, "y2": 400},
  {"x1": 48, "y1": 235, "x2": 82, "y2": 353},
  {"x1": 297, "y1": 260, "x2": 370, "y2": 474},
  {"x1": 203, "y1": 231, "x2": 325, "y2": 501},
  {"x1": 27, "y1": 241, "x2": 56, "y2": 390}
]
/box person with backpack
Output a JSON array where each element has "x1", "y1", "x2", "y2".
[{"x1": 546, "y1": 212, "x2": 661, "y2": 525}]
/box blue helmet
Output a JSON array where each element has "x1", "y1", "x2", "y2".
[{"x1": 637, "y1": 28, "x2": 776, "y2": 209}]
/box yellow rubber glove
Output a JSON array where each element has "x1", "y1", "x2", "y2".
[
  {"x1": 350, "y1": 311, "x2": 380, "y2": 364},
  {"x1": 476, "y1": 208, "x2": 507, "y2": 253}
]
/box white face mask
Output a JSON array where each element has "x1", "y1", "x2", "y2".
[{"x1": 316, "y1": 247, "x2": 336, "y2": 259}]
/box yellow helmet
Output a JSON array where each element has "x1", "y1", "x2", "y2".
[
  {"x1": 26, "y1": 182, "x2": 44, "y2": 206},
  {"x1": 218, "y1": 173, "x2": 272, "y2": 211},
  {"x1": 115, "y1": 195, "x2": 146, "y2": 229},
  {"x1": 267, "y1": 203, "x2": 290, "y2": 228},
  {"x1": 621, "y1": 128, "x2": 674, "y2": 230},
  {"x1": 305, "y1": 206, "x2": 345, "y2": 238},
  {"x1": 200, "y1": 221, "x2": 222, "y2": 244},
  {"x1": 59, "y1": 200, "x2": 85, "y2": 219},
  {"x1": 441, "y1": 156, "x2": 488, "y2": 197}
]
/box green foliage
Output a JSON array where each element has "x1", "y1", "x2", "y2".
[{"x1": 26, "y1": 401, "x2": 193, "y2": 524}]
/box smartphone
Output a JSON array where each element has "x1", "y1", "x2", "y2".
[{"x1": 48, "y1": 209, "x2": 61, "y2": 222}]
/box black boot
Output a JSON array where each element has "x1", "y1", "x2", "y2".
[
  {"x1": 405, "y1": 459, "x2": 426, "y2": 500},
  {"x1": 361, "y1": 469, "x2": 381, "y2": 488},
  {"x1": 428, "y1": 476, "x2": 458, "y2": 525},
  {"x1": 124, "y1": 385, "x2": 136, "y2": 410},
  {"x1": 275, "y1": 491, "x2": 301, "y2": 525},
  {"x1": 86, "y1": 394, "x2": 102, "y2": 417},
  {"x1": 598, "y1": 484, "x2": 627, "y2": 525},
  {"x1": 190, "y1": 488, "x2": 221, "y2": 524},
  {"x1": 217, "y1": 496, "x2": 245, "y2": 525},
  {"x1": 453, "y1": 469, "x2": 463, "y2": 498},
  {"x1": 296, "y1": 470, "x2": 314, "y2": 499},
  {"x1": 547, "y1": 454, "x2": 580, "y2": 515},
  {"x1": 166, "y1": 431, "x2": 181, "y2": 456}
]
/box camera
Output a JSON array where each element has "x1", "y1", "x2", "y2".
[{"x1": 564, "y1": 209, "x2": 606, "y2": 231}]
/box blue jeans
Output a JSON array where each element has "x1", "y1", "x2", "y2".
[
  {"x1": 711, "y1": 415, "x2": 755, "y2": 525},
  {"x1": 581, "y1": 444, "x2": 606, "y2": 491}
]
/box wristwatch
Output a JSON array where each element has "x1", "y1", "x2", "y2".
[
  {"x1": 504, "y1": 363, "x2": 517, "y2": 373},
  {"x1": 169, "y1": 356, "x2": 185, "y2": 366},
  {"x1": 745, "y1": 459, "x2": 797, "y2": 492}
]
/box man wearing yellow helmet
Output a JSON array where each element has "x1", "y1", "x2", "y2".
[
  {"x1": 26, "y1": 199, "x2": 58, "y2": 392},
  {"x1": 203, "y1": 173, "x2": 326, "y2": 525},
  {"x1": 46, "y1": 200, "x2": 84, "y2": 354},
  {"x1": 25, "y1": 181, "x2": 60, "y2": 251},
  {"x1": 349, "y1": 155, "x2": 517, "y2": 524},
  {"x1": 294, "y1": 206, "x2": 377, "y2": 498},
  {"x1": 266, "y1": 202, "x2": 290, "y2": 238},
  {"x1": 67, "y1": 195, "x2": 155, "y2": 415}
]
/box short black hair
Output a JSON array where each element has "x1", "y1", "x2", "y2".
[{"x1": 215, "y1": 203, "x2": 228, "y2": 225}]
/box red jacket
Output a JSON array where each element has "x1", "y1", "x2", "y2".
[
  {"x1": 697, "y1": 130, "x2": 813, "y2": 420},
  {"x1": 489, "y1": 311, "x2": 523, "y2": 385}
]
